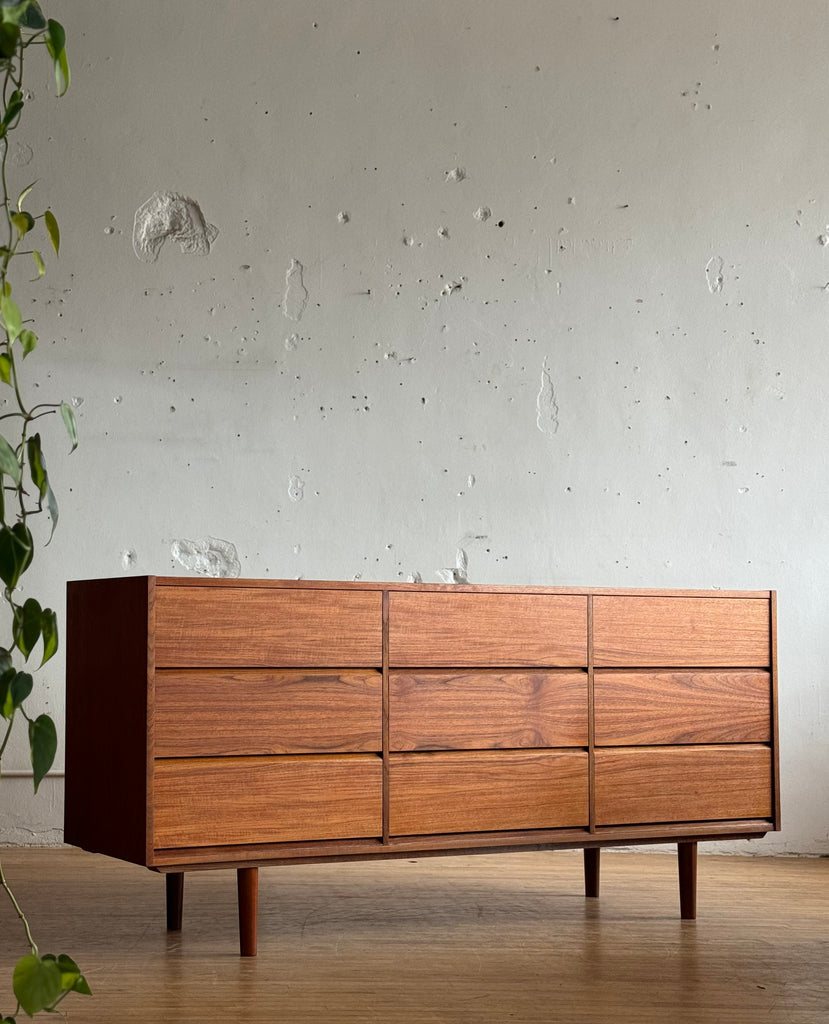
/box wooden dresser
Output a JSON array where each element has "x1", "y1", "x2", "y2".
[{"x1": 64, "y1": 577, "x2": 779, "y2": 956}]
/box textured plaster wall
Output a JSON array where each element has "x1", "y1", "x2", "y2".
[{"x1": 0, "y1": 0, "x2": 825, "y2": 853}]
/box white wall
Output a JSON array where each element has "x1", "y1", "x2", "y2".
[{"x1": 2, "y1": 0, "x2": 824, "y2": 853}]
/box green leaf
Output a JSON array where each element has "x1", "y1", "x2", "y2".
[
  {"x1": 31, "y1": 249, "x2": 44, "y2": 280},
  {"x1": 13, "y1": 953, "x2": 62, "y2": 1016},
  {"x1": 60, "y1": 401, "x2": 77, "y2": 452},
  {"x1": 40, "y1": 607, "x2": 57, "y2": 664},
  {"x1": 43, "y1": 210, "x2": 59, "y2": 255},
  {"x1": 0, "y1": 292, "x2": 22, "y2": 341},
  {"x1": 0, "y1": 21, "x2": 18, "y2": 59},
  {"x1": 16, "y1": 596, "x2": 42, "y2": 657},
  {"x1": 0, "y1": 434, "x2": 20, "y2": 482},
  {"x1": 0, "y1": 353, "x2": 11, "y2": 384},
  {"x1": 26, "y1": 433, "x2": 45, "y2": 497},
  {"x1": 18, "y1": 2, "x2": 45, "y2": 30},
  {"x1": 29, "y1": 713, "x2": 56, "y2": 792},
  {"x1": 0, "y1": 521, "x2": 32, "y2": 588},
  {"x1": 19, "y1": 327, "x2": 36, "y2": 356},
  {"x1": 0, "y1": 665, "x2": 15, "y2": 718},
  {"x1": 55, "y1": 954, "x2": 91, "y2": 995},
  {"x1": 46, "y1": 20, "x2": 68, "y2": 96},
  {"x1": 10, "y1": 210, "x2": 33, "y2": 239},
  {"x1": 16, "y1": 180, "x2": 35, "y2": 212},
  {"x1": 10, "y1": 670, "x2": 31, "y2": 708}
]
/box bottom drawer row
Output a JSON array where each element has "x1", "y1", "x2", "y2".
[{"x1": 153, "y1": 746, "x2": 772, "y2": 849}]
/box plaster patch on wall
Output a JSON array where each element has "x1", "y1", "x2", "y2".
[
  {"x1": 285, "y1": 333, "x2": 299, "y2": 351},
  {"x1": 473, "y1": 206, "x2": 491, "y2": 222},
  {"x1": 133, "y1": 191, "x2": 218, "y2": 263},
  {"x1": 288, "y1": 475, "x2": 305, "y2": 502},
  {"x1": 441, "y1": 278, "x2": 464, "y2": 297},
  {"x1": 536, "y1": 358, "x2": 559, "y2": 436},
  {"x1": 11, "y1": 142, "x2": 33, "y2": 167},
  {"x1": 171, "y1": 536, "x2": 241, "y2": 578},
  {"x1": 121, "y1": 549, "x2": 137, "y2": 570},
  {"x1": 445, "y1": 167, "x2": 466, "y2": 182},
  {"x1": 437, "y1": 548, "x2": 469, "y2": 584},
  {"x1": 438, "y1": 225, "x2": 450, "y2": 240},
  {"x1": 337, "y1": 211, "x2": 350, "y2": 224},
  {"x1": 282, "y1": 259, "x2": 309, "y2": 321},
  {"x1": 705, "y1": 255, "x2": 724, "y2": 294},
  {"x1": 407, "y1": 571, "x2": 423, "y2": 583}
]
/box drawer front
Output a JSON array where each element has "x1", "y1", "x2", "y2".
[
  {"x1": 154, "y1": 755, "x2": 382, "y2": 848},
  {"x1": 594, "y1": 745, "x2": 772, "y2": 826},
  {"x1": 389, "y1": 593, "x2": 587, "y2": 667},
  {"x1": 154, "y1": 669, "x2": 382, "y2": 757},
  {"x1": 389, "y1": 750, "x2": 589, "y2": 835},
  {"x1": 593, "y1": 596, "x2": 770, "y2": 667},
  {"x1": 390, "y1": 670, "x2": 588, "y2": 750},
  {"x1": 594, "y1": 670, "x2": 771, "y2": 745},
  {"x1": 154, "y1": 587, "x2": 383, "y2": 667}
]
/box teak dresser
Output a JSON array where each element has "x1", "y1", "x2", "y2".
[{"x1": 64, "y1": 577, "x2": 779, "y2": 956}]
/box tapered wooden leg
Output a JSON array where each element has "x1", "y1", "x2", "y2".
[
  {"x1": 237, "y1": 867, "x2": 259, "y2": 957},
  {"x1": 584, "y1": 847, "x2": 600, "y2": 898},
  {"x1": 678, "y1": 841, "x2": 697, "y2": 920},
  {"x1": 166, "y1": 872, "x2": 184, "y2": 931}
]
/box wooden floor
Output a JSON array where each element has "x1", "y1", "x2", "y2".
[{"x1": 0, "y1": 848, "x2": 826, "y2": 1023}]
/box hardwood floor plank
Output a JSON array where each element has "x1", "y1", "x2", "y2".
[{"x1": 0, "y1": 848, "x2": 825, "y2": 1023}]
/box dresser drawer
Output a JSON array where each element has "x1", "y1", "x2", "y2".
[
  {"x1": 594, "y1": 670, "x2": 771, "y2": 745},
  {"x1": 154, "y1": 669, "x2": 382, "y2": 756},
  {"x1": 388, "y1": 593, "x2": 587, "y2": 667},
  {"x1": 390, "y1": 670, "x2": 587, "y2": 750},
  {"x1": 594, "y1": 746, "x2": 772, "y2": 826},
  {"x1": 154, "y1": 755, "x2": 382, "y2": 848},
  {"x1": 154, "y1": 586, "x2": 382, "y2": 667},
  {"x1": 593, "y1": 596, "x2": 770, "y2": 667},
  {"x1": 389, "y1": 750, "x2": 589, "y2": 835}
]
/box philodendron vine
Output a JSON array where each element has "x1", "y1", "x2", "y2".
[{"x1": 0, "y1": 2, "x2": 89, "y2": 1020}]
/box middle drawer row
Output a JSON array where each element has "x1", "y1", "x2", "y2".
[{"x1": 153, "y1": 668, "x2": 771, "y2": 756}]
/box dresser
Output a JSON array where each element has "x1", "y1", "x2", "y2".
[{"x1": 64, "y1": 577, "x2": 779, "y2": 956}]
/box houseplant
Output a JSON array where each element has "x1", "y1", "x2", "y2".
[{"x1": 0, "y1": 2, "x2": 89, "y2": 1018}]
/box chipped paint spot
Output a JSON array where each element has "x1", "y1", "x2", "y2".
[
  {"x1": 121, "y1": 549, "x2": 137, "y2": 570},
  {"x1": 467, "y1": 474, "x2": 476, "y2": 488},
  {"x1": 133, "y1": 191, "x2": 218, "y2": 263},
  {"x1": 536, "y1": 357, "x2": 559, "y2": 436},
  {"x1": 337, "y1": 211, "x2": 350, "y2": 224},
  {"x1": 445, "y1": 167, "x2": 466, "y2": 182},
  {"x1": 407, "y1": 571, "x2": 423, "y2": 584},
  {"x1": 438, "y1": 225, "x2": 450, "y2": 240},
  {"x1": 285, "y1": 333, "x2": 299, "y2": 351},
  {"x1": 705, "y1": 255, "x2": 724, "y2": 294},
  {"x1": 385, "y1": 351, "x2": 416, "y2": 364},
  {"x1": 288, "y1": 475, "x2": 305, "y2": 502},
  {"x1": 473, "y1": 206, "x2": 491, "y2": 222},
  {"x1": 441, "y1": 279, "x2": 464, "y2": 297},
  {"x1": 819, "y1": 234, "x2": 829, "y2": 247},
  {"x1": 437, "y1": 548, "x2": 469, "y2": 585},
  {"x1": 171, "y1": 536, "x2": 241, "y2": 578},
  {"x1": 282, "y1": 259, "x2": 309, "y2": 321}
]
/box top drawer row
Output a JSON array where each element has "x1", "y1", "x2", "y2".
[{"x1": 153, "y1": 587, "x2": 771, "y2": 668}]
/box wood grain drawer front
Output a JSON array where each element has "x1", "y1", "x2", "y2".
[
  {"x1": 594, "y1": 670, "x2": 771, "y2": 745},
  {"x1": 389, "y1": 670, "x2": 588, "y2": 750},
  {"x1": 389, "y1": 750, "x2": 589, "y2": 835},
  {"x1": 154, "y1": 669, "x2": 382, "y2": 757},
  {"x1": 154, "y1": 587, "x2": 382, "y2": 667},
  {"x1": 594, "y1": 746, "x2": 772, "y2": 826},
  {"x1": 388, "y1": 593, "x2": 587, "y2": 667},
  {"x1": 154, "y1": 755, "x2": 382, "y2": 848},
  {"x1": 593, "y1": 596, "x2": 771, "y2": 667}
]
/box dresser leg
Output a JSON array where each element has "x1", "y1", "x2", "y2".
[
  {"x1": 678, "y1": 841, "x2": 697, "y2": 920},
  {"x1": 583, "y1": 847, "x2": 600, "y2": 898},
  {"x1": 237, "y1": 867, "x2": 259, "y2": 957},
  {"x1": 166, "y1": 872, "x2": 184, "y2": 931}
]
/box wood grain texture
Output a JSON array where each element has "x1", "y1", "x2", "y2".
[
  {"x1": 153, "y1": 755, "x2": 382, "y2": 848},
  {"x1": 389, "y1": 669, "x2": 588, "y2": 749},
  {"x1": 154, "y1": 669, "x2": 382, "y2": 756},
  {"x1": 389, "y1": 750, "x2": 588, "y2": 835},
  {"x1": 388, "y1": 592, "x2": 587, "y2": 666},
  {"x1": 594, "y1": 670, "x2": 771, "y2": 745},
  {"x1": 594, "y1": 745, "x2": 772, "y2": 825},
  {"x1": 154, "y1": 585, "x2": 383, "y2": 667},
  {"x1": 65, "y1": 576, "x2": 152, "y2": 866},
  {"x1": 593, "y1": 596, "x2": 771, "y2": 667}
]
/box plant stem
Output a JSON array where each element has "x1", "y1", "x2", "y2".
[{"x1": 0, "y1": 854, "x2": 38, "y2": 956}]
